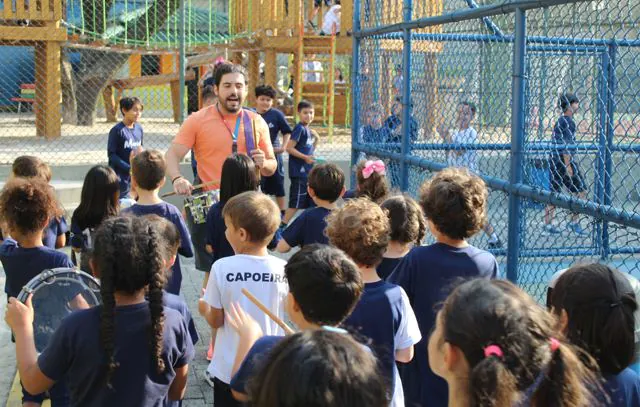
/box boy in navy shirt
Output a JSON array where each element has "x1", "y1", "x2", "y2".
[
  {"x1": 283, "y1": 100, "x2": 317, "y2": 226},
  {"x1": 276, "y1": 163, "x2": 345, "y2": 253},
  {"x1": 108, "y1": 96, "x2": 144, "y2": 198},
  {"x1": 121, "y1": 149, "x2": 193, "y2": 295},
  {"x1": 388, "y1": 167, "x2": 499, "y2": 407},
  {"x1": 326, "y1": 198, "x2": 421, "y2": 407},
  {"x1": 0, "y1": 178, "x2": 74, "y2": 405},
  {"x1": 228, "y1": 244, "x2": 364, "y2": 401},
  {"x1": 255, "y1": 85, "x2": 293, "y2": 217}
]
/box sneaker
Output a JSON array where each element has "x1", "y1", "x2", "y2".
[
  {"x1": 543, "y1": 224, "x2": 562, "y2": 235},
  {"x1": 206, "y1": 341, "x2": 213, "y2": 361},
  {"x1": 204, "y1": 371, "x2": 214, "y2": 388},
  {"x1": 568, "y1": 222, "x2": 587, "y2": 236},
  {"x1": 487, "y1": 238, "x2": 503, "y2": 250}
]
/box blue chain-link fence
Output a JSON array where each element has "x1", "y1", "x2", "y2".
[{"x1": 352, "y1": 0, "x2": 640, "y2": 301}]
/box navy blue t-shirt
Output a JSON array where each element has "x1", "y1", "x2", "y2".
[
  {"x1": 205, "y1": 202, "x2": 235, "y2": 264},
  {"x1": 281, "y1": 207, "x2": 331, "y2": 248},
  {"x1": 122, "y1": 203, "x2": 193, "y2": 295},
  {"x1": 0, "y1": 239, "x2": 74, "y2": 298},
  {"x1": 343, "y1": 189, "x2": 357, "y2": 200},
  {"x1": 42, "y1": 217, "x2": 68, "y2": 249},
  {"x1": 377, "y1": 257, "x2": 402, "y2": 281},
  {"x1": 230, "y1": 335, "x2": 283, "y2": 394},
  {"x1": 107, "y1": 122, "x2": 143, "y2": 194},
  {"x1": 163, "y1": 291, "x2": 199, "y2": 345},
  {"x1": 343, "y1": 281, "x2": 406, "y2": 396},
  {"x1": 289, "y1": 123, "x2": 315, "y2": 178},
  {"x1": 388, "y1": 243, "x2": 498, "y2": 407},
  {"x1": 38, "y1": 303, "x2": 195, "y2": 407},
  {"x1": 259, "y1": 108, "x2": 292, "y2": 149},
  {"x1": 601, "y1": 368, "x2": 640, "y2": 407},
  {"x1": 552, "y1": 115, "x2": 576, "y2": 159}
]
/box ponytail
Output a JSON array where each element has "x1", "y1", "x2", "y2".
[{"x1": 469, "y1": 356, "x2": 517, "y2": 407}]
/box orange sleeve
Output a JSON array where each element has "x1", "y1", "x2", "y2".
[
  {"x1": 173, "y1": 113, "x2": 199, "y2": 149},
  {"x1": 255, "y1": 115, "x2": 275, "y2": 159}
]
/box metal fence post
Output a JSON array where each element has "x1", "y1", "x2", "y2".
[
  {"x1": 350, "y1": 0, "x2": 361, "y2": 186},
  {"x1": 400, "y1": 0, "x2": 413, "y2": 192},
  {"x1": 506, "y1": 8, "x2": 527, "y2": 283},
  {"x1": 602, "y1": 43, "x2": 618, "y2": 259},
  {"x1": 178, "y1": 0, "x2": 186, "y2": 123}
]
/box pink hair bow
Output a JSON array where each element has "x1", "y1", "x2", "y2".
[{"x1": 362, "y1": 160, "x2": 386, "y2": 179}]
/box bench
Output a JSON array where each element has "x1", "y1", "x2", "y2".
[{"x1": 10, "y1": 83, "x2": 35, "y2": 120}]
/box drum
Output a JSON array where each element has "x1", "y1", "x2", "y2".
[
  {"x1": 184, "y1": 190, "x2": 219, "y2": 225},
  {"x1": 17, "y1": 268, "x2": 101, "y2": 352}
]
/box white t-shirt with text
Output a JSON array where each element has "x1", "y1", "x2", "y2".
[{"x1": 204, "y1": 254, "x2": 288, "y2": 383}]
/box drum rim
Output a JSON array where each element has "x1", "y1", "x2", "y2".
[{"x1": 17, "y1": 267, "x2": 101, "y2": 303}]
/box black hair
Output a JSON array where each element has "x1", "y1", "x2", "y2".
[
  {"x1": 119, "y1": 97, "x2": 143, "y2": 115},
  {"x1": 380, "y1": 194, "x2": 426, "y2": 245},
  {"x1": 549, "y1": 263, "x2": 637, "y2": 375},
  {"x1": 255, "y1": 85, "x2": 277, "y2": 99},
  {"x1": 71, "y1": 165, "x2": 120, "y2": 231},
  {"x1": 214, "y1": 63, "x2": 248, "y2": 87},
  {"x1": 460, "y1": 100, "x2": 477, "y2": 117},
  {"x1": 247, "y1": 330, "x2": 389, "y2": 407},
  {"x1": 297, "y1": 100, "x2": 314, "y2": 112},
  {"x1": 285, "y1": 244, "x2": 363, "y2": 326},
  {"x1": 307, "y1": 163, "x2": 345, "y2": 202},
  {"x1": 219, "y1": 154, "x2": 260, "y2": 205},
  {"x1": 92, "y1": 216, "x2": 166, "y2": 386},
  {"x1": 558, "y1": 93, "x2": 579, "y2": 112},
  {"x1": 440, "y1": 278, "x2": 598, "y2": 407},
  {"x1": 202, "y1": 85, "x2": 216, "y2": 102}
]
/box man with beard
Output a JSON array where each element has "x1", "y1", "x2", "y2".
[{"x1": 166, "y1": 63, "x2": 277, "y2": 195}]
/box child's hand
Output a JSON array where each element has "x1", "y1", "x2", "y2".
[
  {"x1": 226, "y1": 302, "x2": 263, "y2": 341},
  {"x1": 304, "y1": 155, "x2": 315, "y2": 165},
  {"x1": 5, "y1": 295, "x2": 34, "y2": 331}
]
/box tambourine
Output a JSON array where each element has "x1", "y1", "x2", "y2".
[
  {"x1": 17, "y1": 268, "x2": 101, "y2": 352},
  {"x1": 184, "y1": 189, "x2": 220, "y2": 225}
]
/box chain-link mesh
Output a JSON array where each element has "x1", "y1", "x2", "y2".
[{"x1": 353, "y1": 0, "x2": 640, "y2": 301}]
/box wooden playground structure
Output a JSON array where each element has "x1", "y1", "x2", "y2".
[{"x1": 0, "y1": 0, "x2": 444, "y2": 139}]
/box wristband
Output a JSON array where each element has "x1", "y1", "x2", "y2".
[{"x1": 171, "y1": 175, "x2": 184, "y2": 185}]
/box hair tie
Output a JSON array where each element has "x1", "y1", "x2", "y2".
[
  {"x1": 483, "y1": 344, "x2": 503, "y2": 359},
  {"x1": 362, "y1": 160, "x2": 386, "y2": 179},
  {"x1": 610, "y1": 301, "x2": 622, "y2": 308},
  {"x1": 549, "y1": 338, "x2": 561, "y2": 352}
]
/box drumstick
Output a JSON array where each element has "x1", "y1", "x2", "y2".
[
  {"x1": 241, "y1": 288, "x2": 295, "y2": 335},
  {"x1": 161, "y1": 180, "x2": 220, "y2": 198}
]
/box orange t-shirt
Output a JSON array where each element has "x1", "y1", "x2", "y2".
[{"x1": 173, "y1": 105, "x2": 275, "y2": 185}]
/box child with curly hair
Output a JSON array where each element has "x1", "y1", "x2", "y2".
[
  {"x1": 326, "y1": 198, "x2": 421, "y2": 407},
  {"x1": 388, "y1": 167, "x2": 499, "y2": 407}
]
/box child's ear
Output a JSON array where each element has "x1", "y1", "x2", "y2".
[
  {"x1": 239, "y1": 227, "x2": 249, "y2": 242},
  {"x1": 307, "y1": 186, "x2": 316, "y2": 198},
  {"x1": 158, "y1": 177, "x2": 166, "y2": 189},
  {"x1": 339, "y1": 186, "x2": 346, "y2": 198},
  {"x1": 444, "y1": 342, "x2": 464, "y2": 374}
]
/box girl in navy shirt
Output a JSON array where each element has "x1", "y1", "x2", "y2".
[
  {"x1": 343, "y1": 158, "x2": 389, "y2": 203},
  {"x1": 6, "y1": 215, "x2": 195, "y2": 407},
  {"x1": 108, "y1": 97, "x2": 144, "y2": 198},
  {"x1": 0, "y1": 178, "x2": 74, "y2": 406},
  {"x1": 70, "y1": 165, "x2": 120, "y2": 273},
  {"x1": 378, "y1": 195, "x2": 426, "y2": 280},
  {"x1": 549, "y1": 264, "x2": 640, "y2": 406},
  {"x1": 428, "y1": 278, "x2": 599, "y2": 407}
]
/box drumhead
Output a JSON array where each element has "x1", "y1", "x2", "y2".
[{"x1": 17, "y1": 268, "x2": 101, "y2": 352}]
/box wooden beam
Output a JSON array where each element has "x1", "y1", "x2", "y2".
[
  {"x1": 0, "y1": 26, "x2": 66, "y2": 42},
  {"x1": 170, "y1": 80, "x2": 181, "y2": 123},
  {"x1": 34, "y1": 38, "x2": 62, "y2": 139},
  {"x1": 109, "y1": 70, "x2": 195, "y2": 90},
  {"x1": 261, "y1": 36, "x2": 353, "y2": 54},
  {"x1": 247, "y1": 51, "x2": 260, "y2": 105},
  {"x1": 129, "y1": 54, "x2": 142, "y2": 78},
  {"x1": 264, "y1": 49, "x2": 277, "y2": 87},
  {"x1": 103, "y1": 86, "x2": 117, "y2": 122}
]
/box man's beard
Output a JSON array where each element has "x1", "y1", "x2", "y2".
[{"x1": 222, "y1": 97, "x2": 242, "y2": 113}]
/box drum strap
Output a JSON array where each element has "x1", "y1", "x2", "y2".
[{"x1": 242, "y1": 109, "x2": 256, "y2": 152}]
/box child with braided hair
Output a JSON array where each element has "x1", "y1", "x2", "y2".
[
  {"x1": 428, "y1": 278, "x2": 600, "y2": 407},
  {"x1": 6, "y1": 215, "x2": 195, "y2": 406}
]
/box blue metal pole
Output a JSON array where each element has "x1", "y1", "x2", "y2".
[
  {"x1": 595, "y1": 50, "x2": 608, "y2": 258},
  {"x1": 400, "y1": 0, "x2": 412, "y2": 192},
  {"x1": 350, "y1": 0, "x2": 362, "y2": 186},
  {"x1": 178, "y1": 0, "x2": 186, "y2": 123},
  {"x1": 506, "y1": 8, "x2": 527, "y2": 284},
  {"x1": 603, "y1": 43, "x2": 618, "y2": 260}
]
